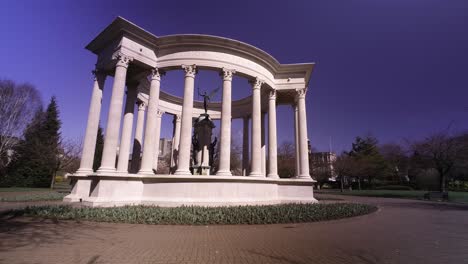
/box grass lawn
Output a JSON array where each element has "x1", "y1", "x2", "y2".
[
  {"x1": 0, "y1": 187, "x2": 51, "y2": 193},
  {"x1": 0, "y1": 187, "x2": 67, "y2": 202},
  {"x1": 320, "y1": 190, "x2": 468, "y2": 203}
]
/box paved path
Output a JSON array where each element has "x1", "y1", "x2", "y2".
[{"x1": 1, "y1": 194, "x2": 468, "y2": 264}]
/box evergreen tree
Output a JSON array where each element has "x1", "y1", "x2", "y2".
[
  {"x1": 93, "y1": 125, "x2": 104, "y2": 171},
  {"x1": 44, "y1": 97, "x2": 62, "y2": 188},
  {"x1": 6, "y1": 97, "x2": 61, "y2": 187},
  {"x1": 6, "y1": 108, "x2": 47, "y2": 186},
  {"x1": 346, "y1": 135, "x2": 389, "y2": 188}
]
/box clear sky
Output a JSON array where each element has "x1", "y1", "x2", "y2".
[{"x1": 1, "y1": 0, "x2": 467, "y2": 153}]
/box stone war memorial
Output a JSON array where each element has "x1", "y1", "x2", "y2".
[{"x1": 65, "y1": 17, "x2": 317, "y2": 207}]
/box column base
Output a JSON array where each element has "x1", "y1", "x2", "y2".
[
  {"x1": 174, "y1": 169, "x2": 192, "y2": 176},
  {"x1": 138, "y1": 169, "x2": 155, "y2": 176},
  {"x1": 74, "y1": 168, "x2": 93, "y2": 176},
  {"x1": 295, "y1": 175, "x2": 313, "y2": 180},
  {"x1": 216, "y1": 170, "x2": 232, "y2": 176},
  {"x1": 267, "y1": 174, "x2": 279, "y2": 178},
  {"x1": 249, "y1": 172, "x2": 263, "y2": 177},
  {"x1": 97, "y1": 167, "x2": 117, "y2": 174}
]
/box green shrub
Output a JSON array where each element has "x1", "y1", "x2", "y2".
[
  {"x1": 374, "y1": 185, "x2": 414, "y2": 191},
  {"x1": 8, "y1": 203, "x2": 377, "y2": 225}
]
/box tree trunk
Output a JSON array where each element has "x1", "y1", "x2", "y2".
[
  {"x1": 358, "y1": 178, "x2": 361, "y2": 190},
  {"x1": 340, "y1": 176, "x2": 344, "y2": 193},
  {"x1": 439, "y1": 172, "x2": 446, "y2": 192},
  {"x1": 50, "y1": 170, "x2": 56, "y2": 189}
]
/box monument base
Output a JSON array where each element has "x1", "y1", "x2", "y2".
[{"x1": 64, "y1": 173, "x2": 317, "y2": 207}]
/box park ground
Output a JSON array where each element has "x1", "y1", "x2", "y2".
[{"x1": 1, "y1": 189, "x2": 468, "y2": 264}]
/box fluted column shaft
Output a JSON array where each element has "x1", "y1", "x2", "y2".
[
  {"x1": 76, "y1": 70, "x2": 106, "y2": 175},
  {"x1": 249, "y1": 78, "x2": 263, "y2": 177},
  {"x1": 217, "y1": 68, "x2": 235, "y2": 176},
  {"x1": 175, "y1": 65, "x2": 197, "y2": 175},
  {"x1": 130, "y1": 102, "x2": 146, "y2": 173},
  {"x1": 297, "y1": 89, "x2": 311, "y2": 178},
  {"x1": 242, "y1": 116, "x2": 249, "y2": 176},
  {"x1": 267, "y1": 90, "x2": 279, "y2": 178},
  {"x1": 98, "y1": 54, "x2": 132, "y2": 173},
  {"x1": 294, "y1": 104, "x2": 300, "y2": 176},
  {"x1": 170, "y1": 114, "x2": 181, "y2": 170},
  {"x1": 139, "y1": 69, "x2": 162, "y2": 174},
  {"x1": 152, "y1": 110, "x2": 164, "y2": 172},
  {"x1": 116, "y1": 84, "x2": 138, "y2": 172}
]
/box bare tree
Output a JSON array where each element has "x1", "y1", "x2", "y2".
[
  {"x1": 0, "y1": 80, "x2": 41, "y2": 174},
  {"x1": 278, "y1": 141, "x2": 296, "y2": 178},
  {"x1": 230, "y1": 138, "x2": 243, "y2": 175},
  {"x1": 51, "y1": 138, "x2": 82, "y2": 189},
  {"x1": 333, "y1": 154, "x2": 355, "y2": 192},
  {"x1": 379, "y1": 143, "x2": 409, "y2": 184},
  {"x1": 411, "y1": 131, "x2": 467, "y2": 192}
]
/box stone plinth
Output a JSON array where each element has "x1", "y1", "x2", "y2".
[{"x1": 65, "y1": 174, "x2": 317, "y2": 207}]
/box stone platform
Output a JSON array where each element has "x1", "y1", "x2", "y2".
[{"x1": 64, "y1": 174, "x2": 317, "y2": 207}]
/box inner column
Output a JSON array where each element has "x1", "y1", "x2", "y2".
[{"x1": 249, "y1": 78, "x2": 263, "y2": 177}]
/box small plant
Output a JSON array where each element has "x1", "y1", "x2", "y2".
[{"x1": 8, "y1": 203, "x2": 377, "y2": 225}]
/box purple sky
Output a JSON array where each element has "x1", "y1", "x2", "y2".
[{"x1": 1, "y1": 0, "x2": 467, "y2": 153}]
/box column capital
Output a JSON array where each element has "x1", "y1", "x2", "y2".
[
  {"x1": 268, "y1": 89, "x2": 277, "y2": 100},
  {"x1": 156, "y1": 109, "x2": 164, "y2": 118},
  {"x1": 249, "y1": 77, "x2": 264, "y2": 90},
  {"x1": 182, "y1": 64, "x2": 197, "y2": 78},
  {"x1": 113, "y1": 52, "x2": 133, "y2": 68},
  {"x1": 151, "y1": 68, "x2": 164, "y2": 81},
  {"x1": 295, "y1": 88, "x2": 307, "y2": 100},
  {"x1": 137, "y1": 101, "x2": 147, "y2": 111},
  {"x1": 221, "y1": 68, "x2": 236, "y2": 81}
]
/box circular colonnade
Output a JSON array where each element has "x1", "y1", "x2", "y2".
[{"x1": 65, "y1": 17, "x2": 317, "y2": 207}]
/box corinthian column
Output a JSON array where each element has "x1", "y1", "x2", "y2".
[
  {"x1": 267, "y1": 90, "x2": 279, "y2": 178},
  {"x1": 296, "y1": 88, "x2": 311, "y2": 178},
  {"x1": 175, "y1": 64, "x2": 197, "y2": 175},
  {"x1": 130, "y1": 101, "x2": 146, "y2": 173},
  {"x1": 242, "y1": 116, "x2": 249, "y2": 176},
  {"x1": 294, "y1": 104, "x2": 300, "y2": 176},
  {"x1": 139, "y1": 68, "x2": 162, "y2": 175},
  {"x1": 98, "y1": 53, "x2": 132, "y2": 173},
  {"x1": 217, "y1": 68, "x2": 235, "y2": 176},
  {"x1": 170, "y1": 114, "x2": 181, "y2": 171},
  {"x1": 249, "y1": 78, "x2": 263, "y2": 177},
  {"x1": 152, "y1": 109, "x2": 164, "y2": 172},
  {"x1": 76, "y1": 69, "x2": 106, "y2": 175},
  {"x1": 116, "y1": 84, "x2": 138, "y2": 172}
]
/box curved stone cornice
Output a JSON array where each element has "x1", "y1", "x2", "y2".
[{"x1": 85, "y1": 17, "x2": 315, "y2": 86}]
